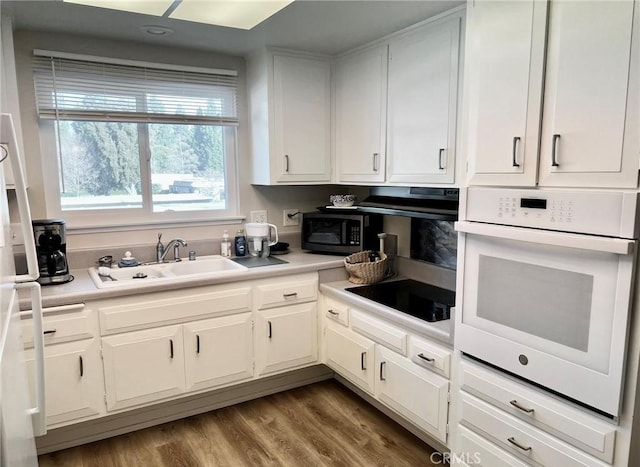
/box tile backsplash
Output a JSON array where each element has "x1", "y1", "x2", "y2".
[{"x1": 410, "y1": 219, "x2": 457, "y2": 270}]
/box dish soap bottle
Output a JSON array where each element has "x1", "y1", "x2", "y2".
[
  {"x1": 220, "y1": 230, "x2": 232, "y2": 257},
  {"x1": 234, "y1": 229, "x2": 246, "y2": 257}
]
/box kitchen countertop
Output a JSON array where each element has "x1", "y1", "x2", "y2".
[
  {"x1": 24, "y1": 251, "x2": 344, "y2": 309},
  {"x1": 320, "y1": 280, "x2": 453, "y2": 346},
  {"x1": 23, "y1": 250, "x2": 453, "y2": 346}
]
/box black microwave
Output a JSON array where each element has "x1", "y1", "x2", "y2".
[{"x1": 301, "y1": 212, "x2": 383, "y2": 255}]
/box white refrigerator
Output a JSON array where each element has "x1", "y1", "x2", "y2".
[{"x1": 0, "y1": 113, "x2": 45, "y2": 466}]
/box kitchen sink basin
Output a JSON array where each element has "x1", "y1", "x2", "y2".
[{"x1": 88, "y1": 255, "x2": 247, "y2": 288}]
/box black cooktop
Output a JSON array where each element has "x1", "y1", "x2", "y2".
[{"x1": 346, "y1": 279, "x2": 455, "y2": 322}]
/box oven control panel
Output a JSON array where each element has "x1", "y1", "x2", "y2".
[{"x1": 466, "y1": 187, "x2": 639, "y2": 238}]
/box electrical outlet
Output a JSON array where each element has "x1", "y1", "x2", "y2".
[
  {"x1": 283, "y1": 209, "x2": 300, "y2": 227},
  {"x1": 250, "y1": 210, "x2": 267, "y2": 223}
]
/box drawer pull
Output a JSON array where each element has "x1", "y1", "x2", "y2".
[
  {"x1": 79, "y1": 355, "x2": 84, "y2": 377},
  {"x1": 268, "y1": 321, "x2": 272, "y2": 339},
  {"x1": 283, "y1": 292, "x2": 298, "y2": 298},
  {"x1": 43, "y1": 329, "x2": 57, "y2": 335},
  {"x1": 507, "y1": 437, "x2": 532, "y2": 452},
  {"x1": 196, "y1": 335, "x2": 200, "y2": 354},
  {"x1": 379, "y1": 361, "x2": 386, "y2": 381},
  {"x1": 361, "y1": 351, "x2": 367, "y2": 371},
  {"x1": 327, "y1": 309, "x2": 339, "y2": 316},
  {"x1": 509, "y1": 399, "x2": 535, "y2": 414},
  {"x1": 170, "y1": 339, "x2": 174, "y2": 359},
  {"x1": 417, "y1": 353, "x2": 435, "y2": 363}
]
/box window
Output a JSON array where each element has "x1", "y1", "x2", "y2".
[{"x1": 33, "y1": 51, "x2": 239, "y2": 227}]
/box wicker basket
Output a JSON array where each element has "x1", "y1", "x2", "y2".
[{"x1": 344, "y1": 251, "x2": 387, "y2": 284}]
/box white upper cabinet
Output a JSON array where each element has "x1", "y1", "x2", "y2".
[
  {"x1": 467, "y1": 0, "x2": 639, "y2": 188},
  {"x1": 334, "y1": 45, "x2": 388, "y2": 184},
  {"x1": 538, "y1": 0, "x2": 637, "y2": 188},
  {"x1": 386, "y1": 14, "x2": 462, "y2": 185},
  {"x1": 465, "y1": 0, "x2": 547, "y2": 186},
  {"x1": 248, "y1": 50, "x2": 332, "y2": 185}
]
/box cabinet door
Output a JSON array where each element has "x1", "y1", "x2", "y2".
[
  {"x1": 102, "y1": 325, "x2": 185, "y2": 411},
  {"x1": 325, "y1": 320, "x2": 375, "y2": 394},
  {"x1": 376, "y1": 346, "x2": 449, "y2": 443},
  {"x1": 273, "y1": 55, "x2": 331, "y2": 183},
  {"x1": 335, "y1": 45, "x2": 388, "y2": 183},
  {"x1": 255, "y1": 302, "x2": 318, "y2": 375},
  {"x1": 538, "y1": 1, "x2": 637, "y2": 188},
  {"x1": 26, "y1": 339, "x2": 104, "y2": 428},
  {"x1": 387, "y1": 16, "x2": 461, "y2": 184},
  {"x1": 183, "y1": 313, "x2": 253, "y2": 392},
  {"x1": 466, "y1": 0, "x2": 547, "y2": 186}
]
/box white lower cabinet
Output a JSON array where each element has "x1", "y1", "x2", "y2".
[
  {"x1": 322, "y1": 295, "x2": 452, "y2": 445},
  {"x1": 376, "y1": 345, "x2": 449, "y2": 443},
  {"x1": 454, "y1": 426, "x2": 529, "y2": 467},
  {"x1": 325, "y1": 319, "x2": 375, "y2": 394},
  {"x1": 452, "y1": 358, "x2": 617, "y2": 467},
  {"x1": 22, "y1": 303, "x2": 105, "y2": 428},
  {"x1": 26, "y1": 338, "x2": 104, "y2": 428},
  {"x1": 183, "y1": 313, "x2": 253, "y2": 392},
  {"x1": 102, "y1": 325, "x2": 186, "y2": 411},
  {"x1": 255, "y1": 302, "x2": 318, "y2": 376}
]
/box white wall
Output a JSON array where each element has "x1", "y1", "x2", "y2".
[{"x1": 12, "y1": 29, "x2": 342, "y2": 251}]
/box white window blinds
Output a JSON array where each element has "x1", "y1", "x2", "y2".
[{"x1": 33, "y1": 50, "x2": 238, "y2": 125}]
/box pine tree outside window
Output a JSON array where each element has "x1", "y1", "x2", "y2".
[{"x1": 33, "y1": 50, "x2": 239, "y2": 227}]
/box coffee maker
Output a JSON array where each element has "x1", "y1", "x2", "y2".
[{"x1": 33, "y1": 219, "x2": 71, "y2": 285}]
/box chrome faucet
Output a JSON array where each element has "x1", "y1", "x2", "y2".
[{"x1": 156, "y1": 237, "x2": 188, "y2": 263}]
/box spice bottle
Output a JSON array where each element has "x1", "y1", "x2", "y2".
[
  {"x1": 234, "y1": 229, "x2": 246, "y2": 257},
  {"x1": 220, "y1": 230, "x2": 232, "y2": 257}
]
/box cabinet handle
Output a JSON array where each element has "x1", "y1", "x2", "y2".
[
  {"x1": 438, "y1": 148, "x2": 445, "y2": 170},
  {"x1": 509, "y1": 399, "x2": 535, "y2": 414},
  {"x1": 79, "y1": 355, "x2": 84, "y2": 378},
  {"x1": 283, "y1": 292, "x2": 298, "y2": 298},
  {"x1": 170, "y1": 339, "x2": 174, "y2": 359},
  {"x1": 196, "y1": 335, "x2": 200, "y2": 354},
  {"x1": 360, "y1": 351, "x2": 367, "y2": 370},
  {"x1": 43, "y1": 329, "x2": 57, "y2": 335},
  {"x1": 268, "y1": 321, "x2": 272, "y2": 339},
  {"x1": 507, "y1": 437, "x2": 532, "y2": 452},
  {"x1": 373, "y1": 153, "x2": 379, "y2": 172},
  {"x1": 512, "y1": 136, "x2": 521, "y2": 167},
  {"x1": 327, "y1": 309, "x2": 339, "y2": 316},
  {"x1": 551, "y1": 134, "x2": 560, "y2": 167},
  {"x1": 284, "y1": 154, "x2": 290, "y2": 172},
  {"x1": 379, "y1": 361, "x2": 386, "y2": 381},
  {"x1": 417, "y1": 353, "x2": 435, "y2": 363}
]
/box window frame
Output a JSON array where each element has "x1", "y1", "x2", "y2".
[
  {"x1": 33, "y1": 51, "x2": 242, "y2": 230},
  {"x1": 38, "y1": 120, "x2": 241, "y2": 230}
]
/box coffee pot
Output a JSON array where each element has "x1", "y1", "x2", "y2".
[
  {"x1": 245, "y1": 223, "x2": 278, "y2": 258},
  {"x1": 33, "y1": 219, "x2": 72, "y2": 285}
]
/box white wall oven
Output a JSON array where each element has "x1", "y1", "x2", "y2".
[{"x1": 456, "y1": 187, "x2": 639, "y2": 418}]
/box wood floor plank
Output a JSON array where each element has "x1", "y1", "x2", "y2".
[{"x1": 38, "y1": 380, "x2": 440, "y2": 467}]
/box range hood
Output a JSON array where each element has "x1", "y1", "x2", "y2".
[{"x1": 356, "y1": 187, "x2": 459, "y2": 220}]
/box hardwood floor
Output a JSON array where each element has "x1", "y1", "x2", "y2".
[{"x1": 38, "y1": 380, "x2": 442, "y2": 467}]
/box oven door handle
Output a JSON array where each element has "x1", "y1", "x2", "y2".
[{"x1": 455, "y1": 221, "x2": 635, "y2": 255}]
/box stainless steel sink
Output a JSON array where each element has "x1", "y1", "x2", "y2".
[{"x1": 88, "y1": 255, "x2": 247, "y2": 288}]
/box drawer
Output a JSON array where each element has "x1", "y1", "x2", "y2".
[
  {"x1": 459, "y1": 360, "x2": 615, "y2": 463},
  {"x1": 460, "y1": 392, "x2": 608, "y2": 467},
  {"x1": 323, "y1": 296, "x2": 349, "y2": 326},
  {"x1": 456, "y1": 425, "x2": 530, "y2": 467},
  {"x1": 350, "y1": 308, "x2": 407, "y2": 355},
  {"x1": 99, "y1": 286, "x2": 251, "y2": 334},
  {"x1": 409, "y1": 335, "x2": 451, "y2": 378},
  {"x1": 21, "y1": 304, "x2": 94, "y2": 348},
  {"x1": 255, "y1": 273, "x2": 318, "y2": 310}
]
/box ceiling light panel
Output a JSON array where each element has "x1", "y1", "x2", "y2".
[
  {"x1": 169, "y1": 0, "x2": 294, "y2": 30},
  {"x1": 63, "y1": 0, "x2": 175, "y2": 17}
]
